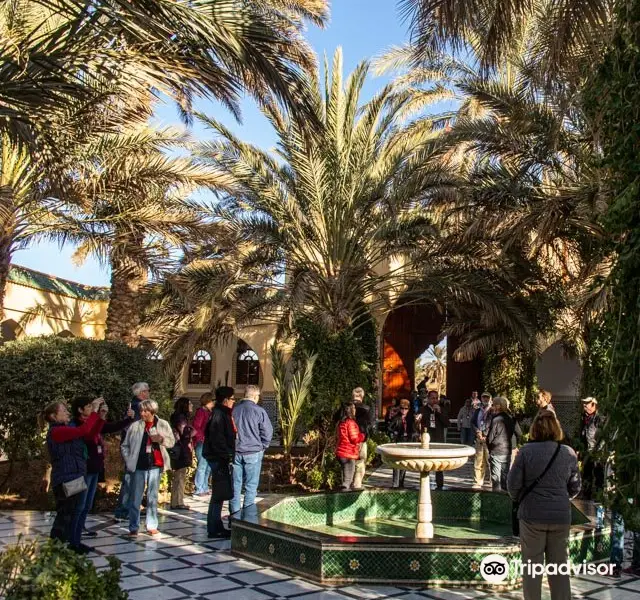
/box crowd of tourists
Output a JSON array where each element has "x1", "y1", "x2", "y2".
[{"x1": 41, "y1": 382, "x2": 273, "y2": 553}]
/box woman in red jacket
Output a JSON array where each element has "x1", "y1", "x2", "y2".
[{"x1": 335, "y1": 402, "x2": 365, "y2": 491}]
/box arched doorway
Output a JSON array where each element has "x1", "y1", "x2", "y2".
[
  {"x1": 0, "y1": 319, "x2": 23, "y2": 343},
  {"x1": 381, "y1": 302, "x2": 483, "y2": 416}
]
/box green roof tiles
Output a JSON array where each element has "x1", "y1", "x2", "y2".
[{"x1": 8, "y1": 264, "x2": 109, "y2": 301}]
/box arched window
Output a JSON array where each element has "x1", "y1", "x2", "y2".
[
  {"x1": 236, "y1": 341, "x2": 260, "y2": 386},
  {"x1": 147, "y1": 348, "x2": 163, "y2": 361},
  {"x1": 188, "y1": 350, "x2": 212, "y2": 385}
]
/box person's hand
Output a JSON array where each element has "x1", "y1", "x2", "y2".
[
  {"x1": 91, "y1": 397, "x2": 104, "y2": 412},
  {"x1": 434, "y1": 405, "x2": 441, "y2": 413},
  {"x1": 39, "y1": 478, "x2": 50, "y2": 493},
  {"x1": 126, "y1": 407, "x2": 134, "y2": 419},
  {"x1": 150, "y1": 434, "x2": 163, "y2": 444}
]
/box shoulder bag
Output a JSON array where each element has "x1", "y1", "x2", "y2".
[
  {"x1": 63, "y1": 475, "x2": 88, "y2": 498},
  {"x1": 512, "y1": 442, "x2": 562, "y2": 536}
]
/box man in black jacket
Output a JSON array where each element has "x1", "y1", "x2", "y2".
[
  {"x1": 203, "y1": 386, "x2": 236, "y2": 538},
  {"x1": 579, "y1": 397, "x2": 605, "y2": 500},
  {"x1": 420, "y1": 390, "x2": 449, "y2": 489}
]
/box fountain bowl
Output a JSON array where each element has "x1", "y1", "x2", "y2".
[{"x1": 376, "y1": 442, "x2": 475, "y2": 472}]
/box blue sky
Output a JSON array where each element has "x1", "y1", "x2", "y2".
[{"x1": 15, "y1": 1, "x2": 409, "y2": 286}]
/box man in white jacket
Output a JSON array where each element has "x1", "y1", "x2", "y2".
[{"x1": 121, "y1": 400, "x2": 175, "y2": 536}]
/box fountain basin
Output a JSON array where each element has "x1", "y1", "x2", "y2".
[
  {"x1": 377, "y1": 442, "x2": 475, "y2": 472},
  {"x1": 231, "y1": 489, "x2": 610, "y2": 589}
]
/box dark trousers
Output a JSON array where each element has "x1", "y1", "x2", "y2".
[
  {"x1": 338, "y1": 457, "x2": 356, "y2": 490},
  {"x1": 50, "y1": 484, "x2": 84, "y2": 549},
  {"x1": 207, "y1": 460, "x2": 225, "y2": 534},
  {"x1": 392, "y1": 469, "x2": 406, "y2": 488},
  {"x1": 582, "y1": 456, "x2": 604, "y2": 500}
]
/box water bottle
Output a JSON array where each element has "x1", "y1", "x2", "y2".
[{"x1": 594, "y1": 503, "x2": 604, "y2": 529}]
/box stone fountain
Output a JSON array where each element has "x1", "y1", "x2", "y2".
[{"x1": 376, "y1": 430, "x2": 476, "y2": 537}]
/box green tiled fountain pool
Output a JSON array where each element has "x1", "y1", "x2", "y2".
[{"x1": 231, "y1": 489, "x2": 610, "y2": 589}]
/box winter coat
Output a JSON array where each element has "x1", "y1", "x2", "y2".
[
  {"x1": 233, "y1": 399, "x2": 273, "y2": 455},
  {"x1": 580, "y1": 412, "x2": 604, "y2": 454},
  {"x1": 76, "y1": 416, "x2": 132, "y2": 474},
  {"x1": 388, "y1": 412, "x2": 416, "y2": 442},
  {"x1": 336, "y1": 418, "x2": 365, "y2": 460},
  {"x1": 486, "y1": 412, "x2": 522, "y2": 457},
  {"x1": 193, "y1": 406, "x2": 211, "y2": 445},
  {"x1": 507, "y1": 440, "x2": 581, "y2": 525},
  {"x1": 354, "y1": 403, "x2": 374, "y2": 441},
  {"x1": 47, "y1": 413, "x2": 103, "y2": 489},
  {"x1": 203, "y1": 404, "x2": 236, "y2": 464},
  {"x1": 170, "y1": 412, "x2": 194, "y2": 470},
  {"x1": 121, "y1": 417, "x2": 175, "y2": 473},
  {"x1": 420, "y1": 404, "x2": 448, "y2": 443}
]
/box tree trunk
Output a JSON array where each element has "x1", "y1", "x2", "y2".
[
  {"x1": 105, "y1": 237, "x2": 147, "y2": 346},
  {"x1": 0, "y1": 236, "x2": 13, "y2": 325}
]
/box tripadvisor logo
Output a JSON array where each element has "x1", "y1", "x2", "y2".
[
  {"x1": 478, "y1": 554, "x2": 616, "y2": 583},
  {"x1": 480, "y1": 554, "x2": 510, "y2": 583}
]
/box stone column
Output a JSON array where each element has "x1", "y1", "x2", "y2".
[{"x1": 416, "y1": 470, "x2": 434, "y2": 538}]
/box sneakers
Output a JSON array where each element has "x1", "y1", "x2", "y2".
[
  {"x1": 147, "y1": 529, "x2": 160, "y2": 536},
  {"x1": 127, "y1": 531, "x2": 139, "y2": 538}
]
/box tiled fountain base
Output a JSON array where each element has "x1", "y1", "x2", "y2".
[
  {"x1": 231, "y1": 490, "x2": 611, "y2": 588},
  {"x1": 0, "y1": 489, "x2": 636, "y2": 600}
]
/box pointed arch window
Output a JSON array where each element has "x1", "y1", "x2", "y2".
[
  {"x1": 236, "y1": 341, "x2": 260, "y2": 385},
  {"x1": 188, "y1": 350, "x2": 212, "y2": 385}
]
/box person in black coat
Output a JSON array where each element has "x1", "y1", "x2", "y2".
[
  {"x1": 203, "y1": 386, "x2": 236, "y2": 538},
  {"x1": 486, "y1": 396, "x2": 521, "y2": 491},
  {"x1": 169, "y1": 397, "x2": 194, "y2": 509},
  {"x1": 419, "y1": 390, "x2": 449, "y2": 489},
  {"x1": 388, "y1": 399, "x2": 416, "y2": 488}
]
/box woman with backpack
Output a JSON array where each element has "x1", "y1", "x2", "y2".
[
  {"x1": 169, "y1": 397, "x2": 194, "y2": 510},
  {"x1": 486, "y1": 396, "x2": 521, "y2": 491}
]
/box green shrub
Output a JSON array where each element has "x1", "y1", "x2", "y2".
[
  {"x1": 0, "y1": 538, "x2": 128, "y2": 599},
  {"x1": 292, "y1": 316, "x2": 377, "y2": 420},
  {"x1": 0, "y1": 336, "x2": 170, "y2": 464}
]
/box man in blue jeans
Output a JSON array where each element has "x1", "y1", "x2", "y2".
[
  {"x1": 203, "y1": 386, "x2": 236, "y2": 538},
  {"x1": 230, "y1": 385, "x2": 273, "y2": 518}
]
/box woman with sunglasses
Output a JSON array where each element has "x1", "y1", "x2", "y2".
[{"x1": 388, "y1": 399, "x2": 416, "y2": 488}]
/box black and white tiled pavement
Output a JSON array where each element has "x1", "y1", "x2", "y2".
[{"x1": 0, "y1": 463, "x2": 638, "y2": 600}]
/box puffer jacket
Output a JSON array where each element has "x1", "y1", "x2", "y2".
[
  {"x1": 507, "y1": 440, "x2": 581, "y2": 525},
  {"x1": 336, "y1": 418, "x2": 365, "y2": 460},
  {"x1": 121, "y1": 417, "x2": 175, "y2": 473}
]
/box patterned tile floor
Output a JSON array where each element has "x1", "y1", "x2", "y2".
[{"x1": 0, "y1": 460, "x2": 638, "y2": 600}]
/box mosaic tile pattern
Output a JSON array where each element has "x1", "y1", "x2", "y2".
[{"x1": 0, "y1": 461, "x2": 635, "y2": 600}]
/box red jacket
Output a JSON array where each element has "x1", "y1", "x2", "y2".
[
  {"x1": 336, "y1": 418, "x2": 365, "y2": 460},
  {"x1": 193, "y1": 407, "x2": 211, "y2": 444}
]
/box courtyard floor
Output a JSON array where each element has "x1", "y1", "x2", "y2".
[{"x1": 1, "y1": 462, "x2": 638, "y2": 600}]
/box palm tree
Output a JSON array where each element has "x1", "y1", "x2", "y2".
[
  {"x1": 197, "y1": 48, "x2": 450, "y2": 334},
  {"x1": 398, "y1": 0, "x2": 614, "y2": 81},
  {"x1": 143, "y1": 249, "x2": 273, "y2": 373},
  {"x1": 376, "y1": 35, "x2": 609, "y2": 359},
  {"x1": 422, "y1": 343, "x2": 446, "y2": 394},
  {"x1": 52, "y1": 120, "x2": 228, "y2": 345},
  {"x1": 1, "y1": 0, "x2": 329, "y2": 146}
]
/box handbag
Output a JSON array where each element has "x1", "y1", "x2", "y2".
[
  {"x1": 211, "y1": 462, "x2": 233, "y2": 501},
  {"x1": 62, "y1": 475, "x2": 88, "y2": 498},
  {"x1": 512, "y1": 442, "x2": 562, "y2": 536}
]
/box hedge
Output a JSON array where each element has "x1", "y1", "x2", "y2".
[{"x1": 0, "y1": 336, "x2": 170, "y2": 465}]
